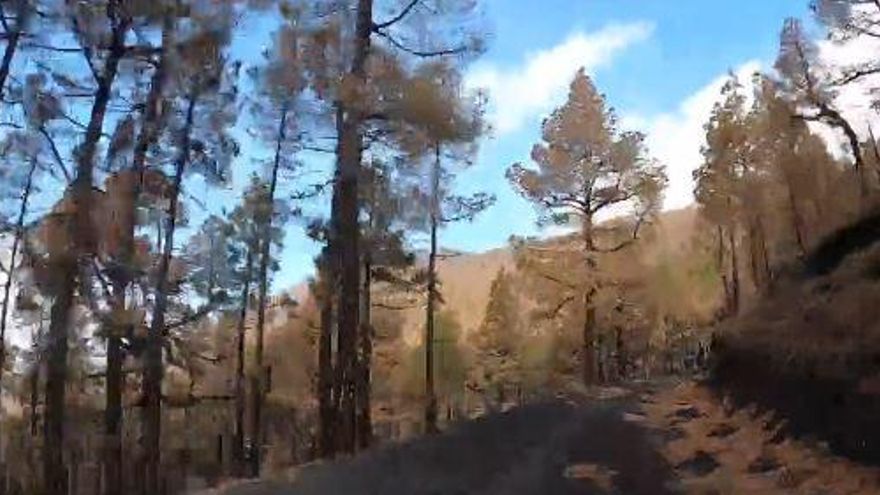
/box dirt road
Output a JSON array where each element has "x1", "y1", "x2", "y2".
[{"x1": 221, "y1": 391, "x2": 674, "y2": 494}]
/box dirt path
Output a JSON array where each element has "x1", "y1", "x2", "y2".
[
  {"x1": 218, "y1": 390, "x2": 674, "y2": 494},
  {"x1": 208, "y1": 380, "x2": 880, "y2": 494}
]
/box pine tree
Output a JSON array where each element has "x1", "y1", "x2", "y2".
[
  {"x1": 508, "y1": 69, "x2": 666, "y2": 385},
  {"x1": 246, "y1": 15, "x2": 305, "y2": 475},
  {"x1": 469, "y1": 267, "x2": 520, "y2": 408}
]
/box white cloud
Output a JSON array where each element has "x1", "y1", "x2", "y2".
[
  {"x1": 466, "y1": 22, "x2": 655, "y2": 135},
  {"x1": 622, "y1": 61, "x2": 763, "y2": 211}
]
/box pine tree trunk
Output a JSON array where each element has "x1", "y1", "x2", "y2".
[
  {"x1": 581, "y1": 216, "x2": 597, "y2": 386},
  {"x1": 232, "y1": 247, "x2": 253, "y2": 474},
  {"x1": 249, "y1": 105, "x2": 288, "y2": 477},
  {"x1": 424, "y1": 145, "x2": 441, "y2": 434},
  {"x1": 786, "y1": 180, "x2": 808, "y2": 257},
  {"x1": 715, "y1": 225, "x2": 733, "y2": 313},
  {"x1": 825, "y1": 106, "x2": 867, "y2": 197},
  {"x1": 615, "y1": 327, "x2": 625, "y2": 381},
  {"x1": 331, "y1": 0, "x2": 373, "y2": 453},
  {"x1": 728, "y1": 226, "x2": 740, "y2": 315},
  {"x1": 142, "y1": 92, "x2": 198, "y2": 494},
  {"x1": 104, "y1": 18, "x2": 171, "y2": 494},
  {"x1": 356, "y1": 255, "x2": 373, "y2": 449},
  {"x1": 317, "y1": 266, "x2": 335, "y2": 458},
  {"x1": 104, "y1": 288, "x2": 123, "y2": 495},
  {"x1": 757, "y1": 217, "x2": 773, "y2": 290},
  {"x1": 44, "y1": 10, "x2": 130, "y2": 494},
  {"x1": 44, "y1": 260, "x2": 74, "y2": 495},
  {"x1": 748, "y1": 221, "x2": 762, "y2": 291}
]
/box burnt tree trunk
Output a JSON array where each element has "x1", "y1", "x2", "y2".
[
  {"x1": 424, "y1": 145, "x2": 441, "y2": 434},
  {"x1": 757, "y1": 217, "x2": 773, "y2": 290},
  {"x1": 232, "y1": 247, "x2": 254, "y2": 474},
  {"x1": 249, "y1": 104, "x2": 289, "y2": 477},
  {"x1": 356, "y1": 253, "x2": 373, "y2": 449},
  {"x1": 728, "y1": 226, "x2": 740, "y2": 315},
  {"x1": 317, "y1": 260, "x2": 335, "y2": 458},
  {"x1": 581, "y1": 215, "x2": 597, "y2": 386},
  {"x1": 331, "y1": 0, "x2": 373, "y2": 454},
  {"x1": 43, "y1": 260, "x2": 75, "y2": 495},
  {"x1": 44, "y1": 8, "x2": 131, "y2": 494},
  {"x1": 142, "y1": 91, "x2": 198, "y2": 495},
  {"x1": 715, "y1": 225, "x2": 733, "y2": 312},
  {"x1": 0, "y1": 18, "x2": 20, "y2": 102},
  {"x1": 104, "y1": 17, "x2": 172, "y2": 494}
]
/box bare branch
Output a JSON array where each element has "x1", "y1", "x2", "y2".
[
  {"x1": 300, "y1": 144, "x2": 335, "y2": 154},
  {"x1": 592, "y1": 214, "x2": 647, "y2": 254},
  {"x1": 435, "y1": 252, "x2": 463, "y2": 260},
  {"x1": 373, "y1": 301, "x2": 423, "y2": 311},
  {"x1": 539, "y1": 295, "x2": 575, "y2": 320},
  {"x1": 0, "y1": 3, "x2": 10, "y2": 33},
  {"x1": 531, "y1": 268, "x2": 578, "y2": 290},
  {"x1": 373, "y1": 0, "x2": 422, "y2": 30},
  {"x1": 373, "y1": 29, "x2": 467, "y2": 58},
  {"x1": 834, "y1": 65, "x2": 880, "y2": 85},
  {"x1": 38, "y1": 126, "x2": 72, "y2": 183},
  {"x1": 164, "y1": 305, "x2": 217, "y2": 332},
  {"x1": 21, "y1": 42, "x2": 84, "y2": 53}
]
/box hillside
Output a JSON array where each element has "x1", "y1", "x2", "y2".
[
  {"x1": 276, "y1": 207, "x2": 705, "y2": 349},
  {"x1": 712, "y1": 211, "x2": 880, "y2": 463}
]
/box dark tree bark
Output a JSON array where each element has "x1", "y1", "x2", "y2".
[
  {"x1": 249, "y1": 104, "x2": 289, "y2": 477},
  {"x1": 728, "y1": 226, "x2": 740, "y2": 315},
  {"x1": 316, "y1": 260, "x2": 335, "y2": 458},
  {"x1": 424, "y1": 145, "x2": 440, "y2": 434},
  {"x1": 43, "y1": 260, "x2": 74, "y2": 495},
  {"x1": 747, "y1": 217, "x2": 772, "y2": 292},
  {"x1": 786, "y1": 185, "x2": 807, "y2": 257},
  {"x1": 142, "y1": 91, "x2": 198, "y2": 495},
  {"x1": 44, "y1": 6, "x2": 131, "y2": 493},
  {"x1": 581, "y1": 215, "x2": 597, "y2": 386},
  {"x1": 715, "y1": 225, "x2": 734, "y2": 313},
  {"x1": 0, "y1": 10, "x2": 20, "y2": 102},
  {"x1": 232, "y1": 247, "x2": 254, "y2": 474},
  {"x1": 104, "y1": 16, "x2": 172, "y2": 494},
  {"x1": 330, "y1": 0, "x2": 373, "y2": 453},
  {"x1": 356, "y1": 253, "x2": 373, "y2": 449}
]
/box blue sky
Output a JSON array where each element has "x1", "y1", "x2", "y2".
[{"x1": 240, "y1": 0, "x2": 813, "y2": 291}]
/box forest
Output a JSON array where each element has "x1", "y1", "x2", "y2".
[{"x1": 1, "y1": 0, "x2": 880, "y2": 494}]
